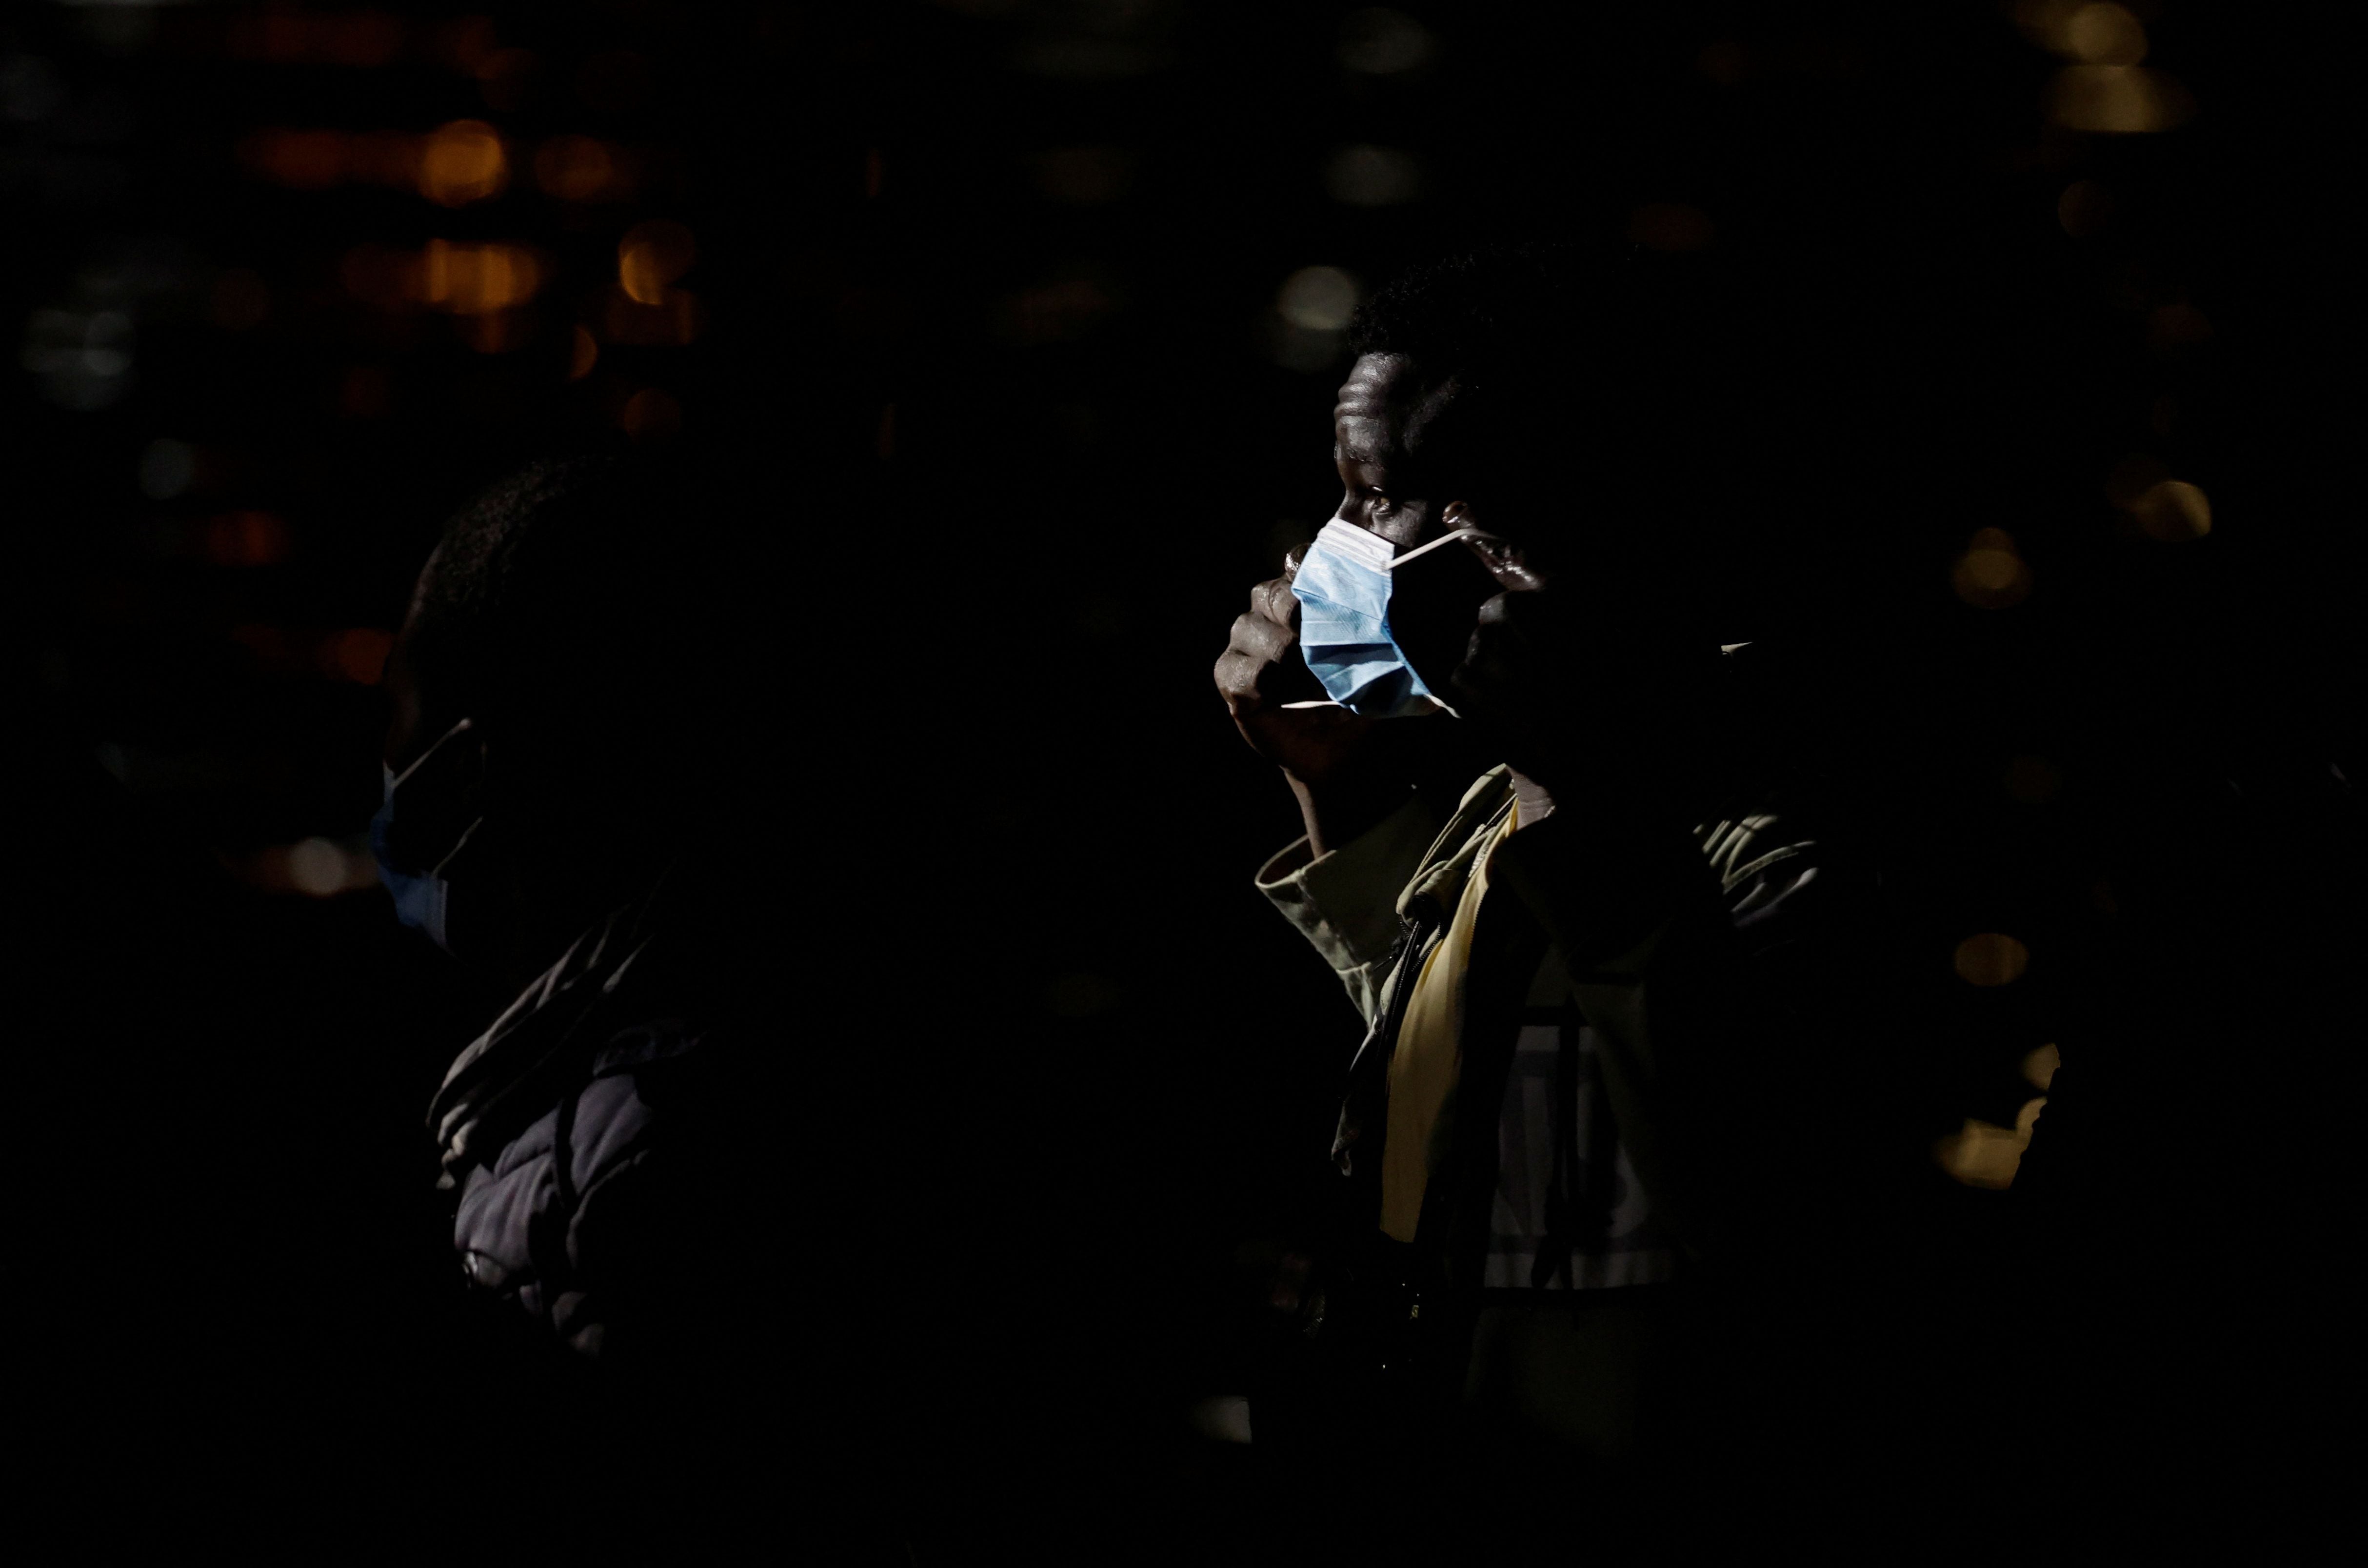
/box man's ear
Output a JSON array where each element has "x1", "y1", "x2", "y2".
[{"x1": 1444, "y1": 501, "x2": 1544, "y2": 590}]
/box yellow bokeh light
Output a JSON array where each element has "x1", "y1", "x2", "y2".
[
  {"x1": 417, "y1": 119, "x2": 508, "y2": 206},
  {"x1": 569, "y1": 325, "x2": 599, "y2": 380},
  {"x1": 1951, "y1": 531, "x2": 2031, "y2": 608},
  {"x1": 2133, "y1": 479, "x2": 2211, "y2": 541},
  {"x1": 1933, "y1": 1101, "x2": 2045, "y2": 1190},
  {"x1": 1954, "y1": 933, "x2": 2030, "y2": 987},
  {"x1": 618, "y1": 220, "x2": 696, "y2": 305},
  {"x1": 2047, "y1": 66, "x2": 2195, "y2": 134},
  {"x1": 415, "y1": 240, "x2": 545, "y2": 315},
  {"x1": 1277, "y1": 266, "x2": 1359, "y2": 332},
  {"x1": 2063, "y1": 3, "x2": 2146, "y2": 64},
  {"x1": 2022, "y1": 1043, "x2": 2061, "y2": 1092}
]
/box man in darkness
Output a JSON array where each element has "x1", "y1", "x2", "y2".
[{"x1": 1214, "y1": 244, "x2": 1941, "y2": 1556}]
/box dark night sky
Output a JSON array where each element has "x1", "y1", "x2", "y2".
[{"x1": 11, "y1": 0, "x2": 2356, "y2": 1556}]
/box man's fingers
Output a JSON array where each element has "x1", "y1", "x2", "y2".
[
  {"x1": 1250, "y1": 575, "x2": 1301, "y2": 630},
  {"x1": 1228, "y1": 610, "x2": 1295, "y2": 664}
]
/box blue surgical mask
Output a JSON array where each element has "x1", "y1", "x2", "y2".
[
  {"x1": 1289, "y1": 520, "x2": 1494, "y2": 718},
  {"x1": 371, "y1": 716, "x2": 482, "y2": 953}
]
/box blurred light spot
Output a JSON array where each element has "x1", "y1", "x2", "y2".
[
  {"x1": 1046, "y1": 973, "x2": 1124, "y2": 1018},
  {"x1": 416, "y1": 240, "x2": 546, "y2": 314},
  {"x1": 2047, "y1": 66, "x2": 2194, "y2": 133},
  {"x1": 235, "y1": 835, "x2": 380, "y2": 897},
  {"x1": 1337, "y1": 9, "x2": 1435, "y2": 75},
  {"x1": 2003, "y1": 755, "x2": 2061, "y2": 804},
  {"x1": 21, "y1": 306, "x2": 135, "y2": 410},
  {"x1": 1627, "y1": 202, "x2": 1715, "y2": 253},
  {"x1": 2147, "y1": 301, "x2": 2212, "y2": 353},
  {"x1": 2062, "y1": 3, "x2": 2146, "y2": 64},
  {"x1": 418, "y1": 120, "x2": 508, "y2": 205},
  {"x1": 1951, "y1": 529, "x2": 2032, "y2": 608},
  {"x1": 534, "y1": 135, "x2": 631, "y2": 202},
  {"x1": 212, "y1": 269, "x2": 270, "y2": 330},
  {"x1": 1325, "y1": 144, "x2": 1422, "y2": 206},
  {"x1": 2022, "y1": 1043, "x2": 2061, "y2": 1092},
  {"x1": 1954, "y1": 932, "x2": 2030, "y2": 987},
  {"x1": 207, "y1": 511, "x2": 289, "y2": 567},
  {"x1": 2056, "y1": 178, "x2": 2111, "y2": 237},
  {"x1": 1933, "y1": 1099, "x2": 2046, "y2": 1189},
  {"x1": 138, "y1": 438, "x2": 195, "y2": 500},
  {"x1": 324, "y1": 628, "x2": 393, "y2": 684},
  {"x1": 2132, "y1": 479, "x2": 2210, "y2": 541},
  {"x1": 568, "y1": 325, "x2": 599, "y2": 380},
  {"x1": 619, "y1": 387, "x2": 681, "y2": 440},
  {"x1": 1276, "y1": 266, "x2": 1358, "y2": 332},
  {"x1": 1187, "y1": 1396, "x2": 1253, "y2": 1445},
  {"x1": 287, "y1": 839, "x2": 352, "y2": 897},
  {"x1": 1033, "y1": 146, "x2": 1136, "y2": 204},
  {"x1": 618, "y1": 220, "x2": 696, "y2": 305}
]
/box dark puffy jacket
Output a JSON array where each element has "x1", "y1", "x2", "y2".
[{"x1": 427, "y1": 893, "x2": 781, "y2": 1385}]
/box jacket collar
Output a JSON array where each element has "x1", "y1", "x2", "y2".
[{"x1": 1396, "y1": 765, "x2": 1517, "y2": 924}]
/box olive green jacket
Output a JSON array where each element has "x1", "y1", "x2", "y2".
[{"x1": 1257, "y1": 759, "x2": 1870, "y2": 1273}]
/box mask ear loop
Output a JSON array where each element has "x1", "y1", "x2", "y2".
[
  {"x1": 1386, "y1": 526, "x2": 1503, "y2": 570},
  {"x1": 389, "y1": 715, "x2": 477, "y2": 792}
]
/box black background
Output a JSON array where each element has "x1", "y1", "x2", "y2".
[{"x1": 13, "y1": 0, "x2": 2356, "y2": 1557}]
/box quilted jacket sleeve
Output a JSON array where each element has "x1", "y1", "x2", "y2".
[{"x1": 450, "y1": 1022, "x2": 775, "y2": 1388}]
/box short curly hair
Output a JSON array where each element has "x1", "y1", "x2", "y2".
[
  {"x1": 1344, "y1": 240, "x2": 1752, "y2": 600},
  {"x1": 401, "y1": 436, "x2": 783, "y2": 831}
]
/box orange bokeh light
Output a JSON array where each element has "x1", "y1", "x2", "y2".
[
  {"x1": 417, "y1": 120, "x2": 509, "y2": 206},
  {"x1": 618, "y1": 220, "x2": 696, "y2": 305}
]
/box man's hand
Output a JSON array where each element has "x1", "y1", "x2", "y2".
[{"x1": 1215, "y1": 563, "x2": 1413, "y2": 856}]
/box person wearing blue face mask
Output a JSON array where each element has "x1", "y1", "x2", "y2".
[{"x1": 1212, "y1": 243, "x2": 1950, "y2": 1559}]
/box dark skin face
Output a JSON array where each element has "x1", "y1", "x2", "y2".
[
  {"x1": 1216, "y1": 351, "x2": 1725, "y2": 848},
  {"x1": 379, "y1": 552, "x2": 609, "y2": 992},
  {"x1": 1328, "y1": 351, "x2": 1530, "y2": 690}
]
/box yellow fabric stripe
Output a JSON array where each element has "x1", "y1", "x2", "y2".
[{"x1": 1380, "y1": 803, "x2": 1517, "y2": 1243}]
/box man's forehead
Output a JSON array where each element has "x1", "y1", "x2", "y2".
[{"x1": 1333, "y1": 353, "x2": 1456, "y2": 457}]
